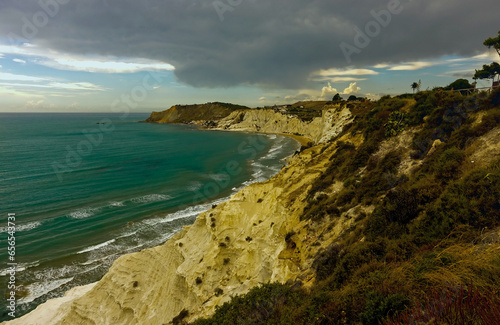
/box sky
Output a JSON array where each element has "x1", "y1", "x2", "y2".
[{"x1": 0, "y1": 0, "x2": 498, "y2": 113}]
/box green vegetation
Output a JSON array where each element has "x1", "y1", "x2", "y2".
[
  {"x1": 191, "y1": 32, "x2": 500, "y2": 325},
  {"x1": 286, "y1": 101, "x2": 328, "y2": 121},
  {"x1": 474, "y1": 30, "x2": 500, "y2": 83},
  {"x1": 332, "y1": 93, "x2": 343, "y2": 101},
  {"x1": 193, "y1": 85, "x2": 500, "y2": 324},
  {"x1": 474, "y1": 62, "x2": 500, "y2": 82},
  {"x1": 483, "y1": 30, "x2": 500, "y2": 57}
]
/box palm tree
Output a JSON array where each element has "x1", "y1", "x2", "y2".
[{"x1": 411, "y1": 82, "x2": 419, "y2": 93}]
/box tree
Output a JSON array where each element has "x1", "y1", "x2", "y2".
[
  {"x1": 444, "y1": 79, "x2": 472, "y2": 91},
  {"x1": 332, "y1": 93, "x2": 342, "y2": 101},
  {"x1": 347, "y1": 95, "x2": 358, "y2": 101},
  {"x1": 483, "y1": 30, "x2": 500, "y2": 57},
  {"x1": 411, "y1": 82, "x2": 419, "y2": 93},
  {"x1": 473, "y1": 31, "x2": 500, "y2": 87},
  {"x1": 473, "y1": 62, "x2": 500, "y2": 82}
]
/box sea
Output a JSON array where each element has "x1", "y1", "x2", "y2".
[{"x1": 0, "y1": 113, "x2": 299, "y2": 321}]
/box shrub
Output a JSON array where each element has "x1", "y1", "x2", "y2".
[
  {"x1": 384, "y1": 285, "x2": 500, "y2": 325},
  {"x1": 384, "y1": 111, "x2": 407, "y2": 138},
  {"x1": 313, "y1": 244, "x2": 343, "y2": 281},
  {"x1": 323, "y1": 241, "x2": 386, "y2": 288},
  {"x1": 192, "y1": 283, "x2": 303, "y2": 325},
  {"x1": 434, "y1": 147, "x2": 465, "y2": 181},
  {"x1": 360, "y1": 291, "x2": 409, "y2": 325}
]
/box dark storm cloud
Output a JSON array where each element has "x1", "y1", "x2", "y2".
[{"x1": 0, "y1": 0, "x2": 497, "y2": 88}]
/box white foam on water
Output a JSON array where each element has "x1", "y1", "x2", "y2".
[
  {"x1": 130, "y1": 194, "x2": 172, "y2": 204},
  {"x1": 141, "y1": 196, "x2": 228, "y2": 227},
  {"x1": 262, "y1": 138, "x2": 285, "y2": 159},
  {"x1": 79, "y1": 259, "x2": 99, "y2": 266},
  {"x1": 68, "y1": 207, "x2": 100, "y2": 219},
  {"x1": 109, "y1": 201, "x2": 125, "y2": 207},
  {"x1": 18, "y1": 277, "x2": 74, "y2": 305},
  {"x1": 0, "y1": 221, "x2": 42, "y2": 233},
  {"x1": 124, "y1": 243, "x2": 147, "y2": 252},
  {"x1": 116, "y1": 230, "x2": 139, "y2": 240},
  {"x1": 0, "y1": 260, "x2": 40, "y2": 276},
  {"x1": 77, "y1": 239, "x2": 116, "y2": 254}
]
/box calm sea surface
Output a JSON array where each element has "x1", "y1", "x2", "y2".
[{"x1": 0, "y1": 113, "x2": 299, "y2": 320}]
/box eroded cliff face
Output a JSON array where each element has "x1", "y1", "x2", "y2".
[
  {"x1": 144, "y1": 102, "x2": 353, "y2": 145},
  {"x1": 6, "y1": 132, "x2": 364, "y2": 325},
  {"x1": 216, "y1": 106, "x2": 353, "y2": 144}
]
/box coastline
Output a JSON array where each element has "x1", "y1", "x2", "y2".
[
  {"x1": 2, "y1": 126, "x2": 301, "y2": 325},
  {"x1": 276, "y1": 132, "x2": 312, "y2": 147},
  {"x1": 162, "y1": 120, "x2": 314, "y2": 148}
]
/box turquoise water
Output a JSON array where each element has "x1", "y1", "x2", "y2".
[{"x1": 0, "y1": 113, "x2": 299, "y2": 320}]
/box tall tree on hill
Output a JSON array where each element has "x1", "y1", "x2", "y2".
[
  {"x1": 474, "y1": 62, "x2": 500, "y2": 81},
  {"x1": 474, "y1": 31, "x2": 500, "y2": 86},
  {"x1": 483, "y1": 30, "x2": 500, "y2": 57},
  {"x1": 411, "y1": 82, "x2": 419, "y2": 93}
]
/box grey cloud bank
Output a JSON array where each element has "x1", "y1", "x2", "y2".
[{"x1": 1, "y1": 0, "x2": 497, "y2": 89}]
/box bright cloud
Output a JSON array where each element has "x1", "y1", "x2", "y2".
[
  {"x1": 373, "y1": 63, "x2": 390, "y2": 69},
  {"x1": 284, "y1": 89, "x2": 320, "y2": 102},
  {"x1": 342, "y1": 82, "x2": 361, "y2": 95},
  {"x1": 0, "y1": 86, "x2": 43, "y2": 98},
  {"x1": 0, "y1": 72, "x2": 48, "y2": 82},
  {"x1": 388, "y1": 61, "x2": 437, "y2": 71},
  {"x1": 365, "y1": 93, "x2": 382, "y2": 100},
  {"x1": 320, "y1": 83, "x2": 338, "y2": 99},
  {"x1": 47, "y1": 82, "x2": 105, "y2": 91},
  {"x1": 447, "y1": 51, "x2": 499, "y2": 63},
  {"x1": 314, "y1": 68, "x2": 379, "y2": 77},
  {"x1": 0, "y1": 43, "x2": 175, "y2": 73},
  {"x1": 311, "y1": 76, "x2": 367, "y2": 83},
  {"x1": 39, "y1": 58, "x2": 175, "y2": 73},
  {"x1": 0, "y1": 81, "x2": 104, "y2": 91}
]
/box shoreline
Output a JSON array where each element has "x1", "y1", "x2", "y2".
[
  {"x1": 3, "y1": 125, "x2": 302, "y2": 324},
  {"x1": 275, "y1": 132, "x2": 312, "y2": 147},
  {"x1": 156, "y1": 120, "x2": 315, "y2": 148}
]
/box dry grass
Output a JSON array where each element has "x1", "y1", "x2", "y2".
[{"x1": 387, "y1": 240, "x2": 500, "y2": 295}]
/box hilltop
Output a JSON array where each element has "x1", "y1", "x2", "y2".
[{"x1": 143, "y1": 102, "x2": 249, "y2": 125}]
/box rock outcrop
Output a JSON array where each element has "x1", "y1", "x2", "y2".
[
  {"x1": 145, "y1": 101, "x2": 353, "y2": 145},
  {"x1": 216, "y1": 105, "x2": 352, "y2": 144}
]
